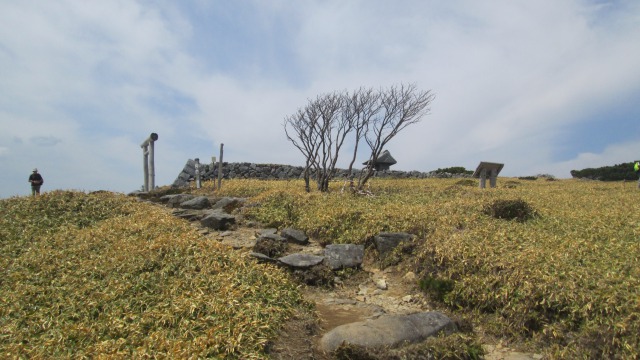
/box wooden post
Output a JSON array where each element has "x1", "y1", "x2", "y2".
[
  {"x1": 142, "y1": 148, "x2": 149, "y2": 191},
  {"x1": 140, "y1": 133, "x2": 158, "y2": 192},
  {"x1": 217, "y1": 143, "x2": 224, "y2": 190},
  {"x1": 211, "y1": 156, "x2": 216, "y2": 190},
  {"x1": 195, "y1": 158, "x2": 201, "y2": 189},
  {"x1": 149, "y1": 139, "x2": 155, "y2": 190}
]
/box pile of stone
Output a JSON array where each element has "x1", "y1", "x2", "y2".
[{"x1": 172, "y1": 160, "x2": 471, "y2": 188}]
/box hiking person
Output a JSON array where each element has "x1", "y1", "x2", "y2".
[{"x1": 28, "y1": 168, "x2": 44, "y2": 196}]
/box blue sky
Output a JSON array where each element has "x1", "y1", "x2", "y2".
[{"x1": 1, "y1": 0, "x2": 639, "y2": 198}]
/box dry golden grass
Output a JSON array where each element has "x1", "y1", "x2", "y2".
[
  {"x1": 3, "y1": 178, "x2": 639, "y2": 359},
  {"x1": 223, "y1": 177, "x2": 640, "y2": 359},
  {"x1": 0, "y1": 190, "x2": 305, "y2": 358}
]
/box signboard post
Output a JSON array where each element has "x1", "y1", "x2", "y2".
[{"x1": 472, "y1": 162, "x2": 504, "y2": 189}]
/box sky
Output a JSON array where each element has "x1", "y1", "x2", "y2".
[{"x1": 1, "y1": 0, "x2": 639, "y2": 198}]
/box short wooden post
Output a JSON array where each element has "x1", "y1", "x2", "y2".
[
  {"x1": 211, "y1": 157, "x2": 216, "y2": 189},
  {"x1": 140, "y1": 133, "x2": 158, "y2": 192},
  {"x1": 217, "y1": 143, "x2": 224, "y2": 190}
]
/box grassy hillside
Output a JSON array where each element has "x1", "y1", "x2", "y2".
[
  {"x1": 2, "y1": 178, "x2": 639, "y2": 359},
  {"x1": 0, "y1": 191, "x2": 305, "y2": 358},
  {"x1": 217, "y1": 177, "x2": 639, "y2": 359}
]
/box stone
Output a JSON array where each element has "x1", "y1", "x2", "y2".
[
  {"x1": 172, "y1": 209, "x2": 202, "y2": 221},
  {"x1": 319, "y1": 311, "x2": 456, "y2": 353},
  {"x1": 200, "y1": 210, "x2": 236, "y2": 231},
  {"x1": 375, "y1": 279, "x2": 388, "y2": 290},
  {"x1": 373, "y1": 232, "x2": 414, "y2": 256},
  {"x1": 164, "y1": 194, "x2": 196, "y2": 208},
  {"x1": 278, "y1": 253, "x2": 324, "y2": 269},
  {"x1": 180, "y1": 196, "x2": 211, "y2": 210},
  {"x1": 324, "y1": 244, "x2": 364, "y2": 270},
  {"x1": 256, "y1": 228, "x2": 278, "y2": 237},
  {"x1": 212, "y1": 197, "x2": 244, "y2": 212},
  {"x1": 260, "y1": 233, "x2": 286, "y2": 242},
  {"x1": 280, "y1": 228, "x2": 309, "y2": 245},
  {"x1": 249, "y1": 252, "x2": 277, "y2": 263}
]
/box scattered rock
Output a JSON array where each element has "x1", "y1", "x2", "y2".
[
  {"x1": 373, "y1": 232, "x2": 414, "y2": 257},
  {"x1": 249, "y1": 252, "x2": 277, "y2": 263},
  {"x1": 324, "y1": 244, "x2": 364, "y2": 270},
  {"x1": 253, "y1": 235, "x2": 288, "y2": 258},
  {"x1": 374, "y1": 279, "x2": 387, "y2": 290},
  {"x1": 278, "y1": 253, "x2": 324, "y2": 269},
  {"x1": 200, "y1": 210, "x2": 236, "y2": 230},
  {"x1": 164, "y1": 194, "x2": 196, "y2": 208},
  {"x1": 256, "y1": 228, "x2": 278, "y2": 237},
  {"x1": 212, "y1": 197, "x2": 244, "y2": 213},
  {"x1": 180, "y1": 196, "x2": 211, "y2": 210},
  {"x1": 260, "y1": 233, "x2": 286, "y2": 242},
  {"x1": 281, "y1": 228, "x2": 309, "y2": 245}
]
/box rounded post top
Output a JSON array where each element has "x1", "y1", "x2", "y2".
[{"x1": 150, "y1": 133, "x2": 158, "y2": 141}]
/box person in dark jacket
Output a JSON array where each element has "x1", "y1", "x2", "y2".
[{"x1": 28, "y1": 168, "x2": 44, "y2": 196}]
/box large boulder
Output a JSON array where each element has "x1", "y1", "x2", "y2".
[
  {"x1": 200, "y1": 210, "x2": 236, "y2": 230},
  {"x1": 319, "y1": 312, "x2": 456, "y2": 353},
  {"x1": 324, "y1": 244, "x2": 364, "y2": 270}
]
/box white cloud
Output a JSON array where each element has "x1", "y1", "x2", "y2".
[{"x1": 1, "y1": 0, "x2": 639, "y2": 197}]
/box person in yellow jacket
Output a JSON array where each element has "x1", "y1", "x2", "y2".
[{"x1": 635, "y1": 161, "x2": 640, "y2": 189}]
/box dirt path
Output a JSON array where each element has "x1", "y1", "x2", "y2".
[{"x1": 156, "y1": 201, "x2": 543, "y2": 359}]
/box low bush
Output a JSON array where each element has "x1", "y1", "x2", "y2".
[{"x1": 483, "y1": 198, "x2": 536, "y2": 222}]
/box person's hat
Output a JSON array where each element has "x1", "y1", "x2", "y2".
[{"x1": 33, "y1": 168, "x2": 38, "y2": 172}]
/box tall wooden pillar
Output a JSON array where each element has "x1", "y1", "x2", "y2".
[{"x1": 140, "y1": 133, "x2": 158, "y2": 192}]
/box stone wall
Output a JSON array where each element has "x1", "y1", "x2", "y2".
[{"x1": 172, "y1": 160, "x2": 470, "y2": 188}]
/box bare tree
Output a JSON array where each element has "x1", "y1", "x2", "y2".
[
  {"x1": 284, "y1": 106, "x2": 320, "y2": 192},
  {"x1": 285, "y1": 84, "x2": 434, "y2": 192},
  {"x1": 284, "y1": 90, "x2": 354, "y2": 192},
  {"x1": 345, "y1": 87, "x2": 380, "y2": 178},
  {"x1": 356, "y1": 84, "x2": 435, "y2": 190}
]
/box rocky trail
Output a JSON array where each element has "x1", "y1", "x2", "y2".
[{"x1": 140, "y1": 193, "x2": 544, "y2": 360}]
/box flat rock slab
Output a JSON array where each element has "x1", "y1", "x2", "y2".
[
  {"x1": 319, "y1": 311, "x2": 455, "y2": 353},
  {"x1": 278, "y1": 253, "x2": 324, "y2": 268}
]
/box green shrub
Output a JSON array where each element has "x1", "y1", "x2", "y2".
[{"x1": 483, "y1": 199, "x2": 536, "y2": 222}]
